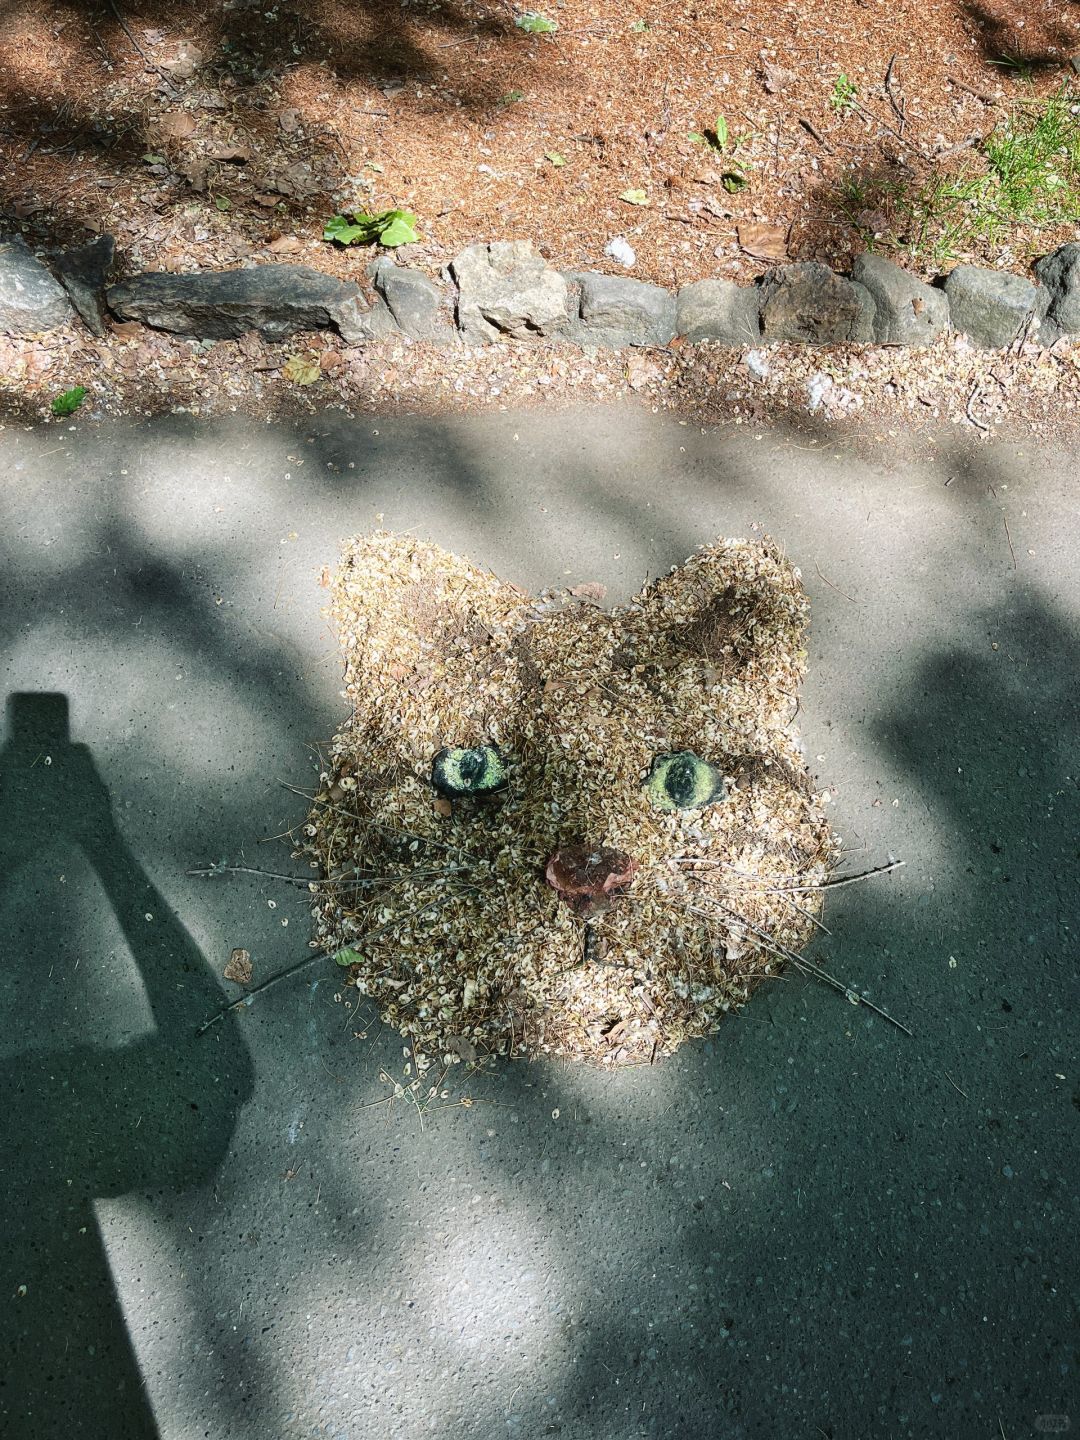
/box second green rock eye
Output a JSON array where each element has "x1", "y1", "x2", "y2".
[
  {"x1": 431, "y1": 745, "x2": 508, "y2": 799},
  {"x1": 645, "y1": 751, "x2": 727, "y2": 812}
]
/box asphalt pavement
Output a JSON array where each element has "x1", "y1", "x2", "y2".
[{"x1": 0, "y1": 407, "x2": 1076, "y2": 1440}]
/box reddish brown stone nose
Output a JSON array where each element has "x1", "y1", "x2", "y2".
[{"x1": 545, "y1": 844, "x2": 637, "y2": 917}]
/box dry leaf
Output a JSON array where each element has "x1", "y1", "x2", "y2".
[
  {"x1": 762, "y1": 60, "x2": 796, "y2": 94},
  {"x1": 159, "y1": 111, "x2": 196, "y2": 141},
  {"x1": 624, "y1": 352, "x2": 662, "y2": 391},
  {"x1": 738, "y1": 221, "x2": 789, "y2": 262},
  {"x1": 444, "y1": 1035, "x2": 478, "y2": 1062},
  {"x1": 224, "y1": 948, "x2": 253, "y2": 985},
  {"x1": 268, "y1": 161, "x2": 318, "y2": 198},
  {"x1": 161, "y1": 42, "x2": 204, "y2": 79},
  {"x1": 181, "y1": 160, "x2": 208, "y2": 192},
  {"x1": 570, "y1": 581, "x2": 608, "y2": 602},
  {"x1": 206, "y1": 143, "x2": 252, "y2": 164},
  {"x1": 283, "y1": 354, "x2": 320, "y2": 386}
]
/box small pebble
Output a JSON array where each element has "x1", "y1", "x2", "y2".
[{"x1": 604, "y1": 237, "x2": 636, "y2": 268}]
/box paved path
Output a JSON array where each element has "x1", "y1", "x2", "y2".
[{"x1": 1, "y1": 409, "x2": 1077, "y2": 1440}]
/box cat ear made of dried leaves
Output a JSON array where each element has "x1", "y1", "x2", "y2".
[
  {"x1": 630, "y1": 536, "x2": 811, "y2": 702},
  {"x1": 332, "y1": 531, "x2": 804, "y2": 643},
  {"x1": 329, "y1": 531, "x2": 536, "y2": 757},
  {"x1": 328, "y1": 531, "x2": 808, "y2": 749}
]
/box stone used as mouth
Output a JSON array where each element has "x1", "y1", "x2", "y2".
[{"x1": 545, "y1": 844, "x2": 638, "y2": 917}]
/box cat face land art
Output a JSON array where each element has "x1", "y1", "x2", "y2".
[{"x1": 299, "y1": 533, "x2": 837, "y2": 1068}]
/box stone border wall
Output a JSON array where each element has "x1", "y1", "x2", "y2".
[{"x1": 3, "y1": 232, "x2": 1079, "y2": 353}]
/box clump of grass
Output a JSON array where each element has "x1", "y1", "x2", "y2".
[
  {"x1": 984, "y1": 89, "x2": 1080, "y2": 224},
  {"x1": 838, "y1": 86, "x2": 1080, "y2": 266}
]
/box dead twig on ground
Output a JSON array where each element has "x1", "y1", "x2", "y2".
[
  {"x1": 851, "y1": 97, "x2": 927, "y2": 159},
  {"x1": 943, "y1": 1069, "x2": 968, "y2": 1098},
  {"x1": 815, "y1": 564, "x2": 861, "y2": 604},
  {"x1": 104, "y1": 0, "x2": 180, "y2": 97},
  {"x1": 883, "y1": 54, "x2": 906, "y2": 136},
  {"x1": 712, "y1": 900, "x2": 914, "y2": 1036},
  {"x1": 1002, "y1": 513, "x2": 1017, "y2": 569},
  {"x1": 1010, "y1": 306, "x2": 1039, "y2": 356},
  {"x1": 195, "y1": 895, "x2": 452, "y2": 1035},
  {"x1": 812, "y1": 860, "x2": 905, "y2": 890},
  {"x1": 189, "y1": 862, "x2": 316, "y2": 886},
  {"x1": 798, "y1": 117, "x2": 831, "y2": 151},
  {"x1": 948, "y1": 77, "x2": 1003, "y2": 107},
  {"x1": 791, "y1": 951, "x2": 914, "y2": 1036},
  {"x1": 966, "y1": 382, "x2": 990, "y2": 433}
]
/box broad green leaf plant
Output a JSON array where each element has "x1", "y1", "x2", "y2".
[
  {"x1": 514, "y1": 11, "x2": 557, "y2": 33},
  {"x1": 324, "y1": 209, "x2": 419, "y2": 248}
]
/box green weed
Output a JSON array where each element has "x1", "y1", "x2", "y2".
[
  {"x1": 837, "y1": 87, "x2": 1080, "y2": 265},
  {"x1": 514, "y1": 11, "x2": 557, "y2": 34},
  {"x1": 324, "y1": 209, "x2": 419, "y2": 248},
  {"x1": 50, "y1": 386, "x2": 87, "y2": 416},
  {"x1": 829, "y1": 74, "x2": 858, "y2": 116}
]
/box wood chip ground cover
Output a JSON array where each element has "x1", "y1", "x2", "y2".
[
  {"x1": 3, "y1": 323, "x2": 1078, "y2": 444},
  {"x1": 2, "y1": 0, "x2": 1078, "y2": 290},
  {"x1": 3, "y1": 1, "x2": 1080, "y2": 435}
]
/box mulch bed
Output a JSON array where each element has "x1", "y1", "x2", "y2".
[
  {"x1": 3, "y1": 4, "x2": 1080, "y2": 444},
  {"x1": 2, "y1": 0, "x2": 1078, "y2": 291}
]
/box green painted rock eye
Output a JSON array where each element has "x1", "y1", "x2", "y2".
[
  {"x1": 645, "y1": 751, "x2": 727, "y2": 812},
  {"x1": 431, "y1": 745, "x2": 508, "y2": 799}
]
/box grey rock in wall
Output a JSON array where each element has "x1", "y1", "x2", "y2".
[
  {"x1": 50, "y1": 234, "x2": 116, "y2": 337},
  {"x1": 1034, "y1": 243, "x2": 1080, "y2": 336},
  {"x1": 571, "y1": 273, "x2": 677, "y2": 347},
  {"x1": 759, "y1": 262, "x2": 875, "y2": 344},
  {"x1": 0, "y1": 235, "x2": 74, "y2": 336},
  {"x1": 851, "y1": 254, "x2": 949, "y2": 346},
  {"x1": 451, "y1": 241, "x2": 569, "y2": 342},
  {"x1": 371, "y1": 258, "x2": 455, "y2": 342},
  {"x1": 943, "y1": 265, "x2": 1043, "y2": 349},
  {"x1": 107, "y1": 264, "x2": 379, "y2": 342},
  {"x1": 676, "y1": 279, "x2": 761, "y2": 344}
]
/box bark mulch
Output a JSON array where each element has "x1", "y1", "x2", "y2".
[{"x1": 2, "y1": 0, "x2": 1078, "y2": 290}]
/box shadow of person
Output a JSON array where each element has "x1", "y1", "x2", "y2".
[{"x1": 0, "y1": 693, "x2": 254, "y2": 1439}]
